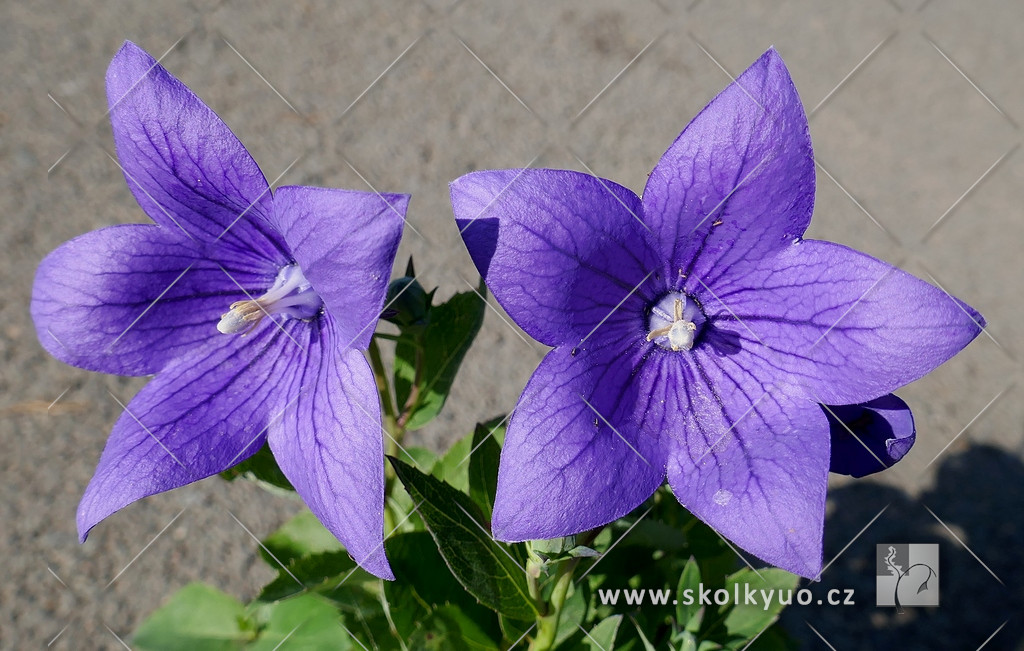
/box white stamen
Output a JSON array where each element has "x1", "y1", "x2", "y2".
[{"x1": 216, "y1": 265, "x2": 322, "y2": 335}]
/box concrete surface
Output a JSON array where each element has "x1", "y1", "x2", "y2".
[{"x1": 3, "y1": 0, "x2": 1022, "y2": 648}]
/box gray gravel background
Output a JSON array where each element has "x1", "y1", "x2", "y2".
[{"x1": 3, "y1": 0, "x2": 1022, "y2": 648}]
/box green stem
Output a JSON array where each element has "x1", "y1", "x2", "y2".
[
  {"x1": 529, "y1": 558, "x2": 580, "y2": 651},
  {"x1": 368, "y1": 336, "x2": 403, "y2": 462}
]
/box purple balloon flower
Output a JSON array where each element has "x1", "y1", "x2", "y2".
[
  {"x1": 31, "y1": 42, "x2": 405, "y2": 579},
  {"x1": 450, "y1": 48, "x2": 983, "y2": 577}
]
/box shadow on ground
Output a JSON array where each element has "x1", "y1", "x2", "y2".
[{"x1": 782, "y1": 444, "x2": 1023, "y2": 650}]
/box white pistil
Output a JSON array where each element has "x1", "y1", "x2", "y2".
[
  {"x1": 217, "y1": 264, "x2": 322, "y2": 335},
  {"x1": 646, "y1": 298, "x2": 697, "y2": 351}
]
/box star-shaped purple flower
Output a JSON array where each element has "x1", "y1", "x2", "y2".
[
  {"x1": 450, "y1": 49, "x2": 983, "y2": 577},
  {"x1": 31, "y1": 42, "x2": 405, "y2": 579}
]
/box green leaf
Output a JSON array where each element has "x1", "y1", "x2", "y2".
[
  {"x1": 584, "y1": 615, "x2": 623, "y2": 650},
  {"x1": 247, "y1": 593, "x2": 353, "y2": 650},
  {"x1": 432, "y1": 432, "x2": 474, "y2": 492},
  {"x1": 219, "y1": 443, "x2": 295, "y2": 493},
  {"x1": 260, "y1": 510, "x2": 343, "y2": 567},
  {"x1": 394, "y1": 282, "x2": 487, "y2": 430},
  {"x1": 257, "y1": 550, "x2": 374, "y2": 603},
  {"x1": 407, "y1": 605, "x2": 503, "y2": 650},
  {"x1": 553, "y1": 582, "x2": 588, "y2": 648},
  {"x1": 389, "y1": 456, "x2": 538, "y2": 621},
  {"x1": 385, "y1": 531, "x2": 501, "y2": 644},
  {"x1": 676, "y1": 557, "x2": 703, "y2": 632},
  {"x1": 721, "y1": 569, "x2": 799, "y2": 640},
  {"x1": 133, "y1": 583, "x2": 253, "y2": 650},
  {"x1": 468, "y1": 417, "x2": 504, "y2": 518}
]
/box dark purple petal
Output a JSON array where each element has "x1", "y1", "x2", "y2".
[
  {"x1": 825, "y1": 394, "x2": 915, "y2": 478},
  {"x1": 106, "y1": 41, "x2": 288, "y2": 266},
  {"x1": 642, "y1": 48, "x2": 814, "y2": 289},
  {"x1": 451, "y1": 169, "x2": 660, "y2": 347},
  {"x1": 271, "y1": 186, "x2": 406, "y2": 351},
  {"x1": 31, "y1": 224, "x2": 272, "y2": 376},
  {"x1": 658, "y1": 351, "x2": 829, "y2": 578},
  {"x1": 267, "y1": 316, "x2": 392, "y2": 579},
  {"x1": 492, "y1": 341, "x2": 664, "y2": 541},
  {"x1": 701, "y1": 239, "x2": 985, "y2": 404},
  {"x1": 78, "y1": 322, "x2": 302, "y2": 540}
]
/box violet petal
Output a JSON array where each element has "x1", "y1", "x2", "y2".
[
  {"x1": 642, "y1": 48, "x2": 814, "y2": 287},
  {"x1": 271, "y1": 186, "x2": 406, "y2": 351},
  {"x1": 700, "y1": 239, "x2": 985, "y2": 404},
  {"x1": 31, "y1": 224, "x2": 270, "y2": 376},
  {"x1": 661, "y1": 359, "x2": 829, "y2": 578},
  {"x1": 826, "y1": 394, "x2": 916, "y2": 478},
  {"x1": 452, "y1": 169, "x2": 659, "y2": 347},
  {"x1": 492, "y1": 342, "x2": 664, "y2": 541},
  {"x1": 267, "y1": 317, "x2": 393, "y2": 580},
  {"x1": 106, "y1": 41, "x2": 288, "y2": 266},
  {"x1": 77, "y1": 322, "x2": 301, "y2": 541}
]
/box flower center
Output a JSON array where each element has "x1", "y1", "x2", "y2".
[
  {"x1": 646, "y1": 293, "x2": 705, "y2": 351},
  {"x1": 217, "y1": 264, "x2": 322, "y2": 335}
]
